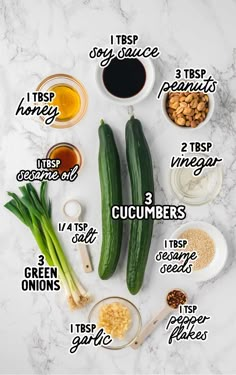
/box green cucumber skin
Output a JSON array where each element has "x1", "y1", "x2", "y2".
[
  {"x1": 126, "y1": 117, "x2": 155, "y2": 294},
  {"x1": 98, "y1": 122, "x2": 123, "y2": 280}
]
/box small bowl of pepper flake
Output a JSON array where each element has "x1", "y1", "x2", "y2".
[{"x1": 166, "y1": 289, "x2": 188, "y2": 309}]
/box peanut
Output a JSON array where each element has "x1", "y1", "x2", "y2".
[
  {"x1": 176, "y1": 117, "x2": 186, "y2": 126},
  {"x1": 169, "y1": 101, "x2": 179, "y2": 110},
  {"x1": 166, "y1": 92, "x2": 209, "y2": 128},
  {"x1": 170, "y1": 96, "x2": 180, "y2": 104},
  {"x1": 197, "y1": 102, "x2": 205, "y2": 111},
  {"x1": 195, "y1": 113, "x2": 201, "y2": 120},
  {"x1": 185, "y1": 94, "x2": 193, "y2": 103},
  {"x1": 183, "y1": 107, "x2": 192, "y2": 115},
  {"x1": 191, "y1": 121, "x2": 197, "y2": 128},
  {"x1": 176, "y1": 106, "x2": 184, "y2": 115},
  {"x1": 190, "y1": 99, "x2": 198, "y2": 108}
]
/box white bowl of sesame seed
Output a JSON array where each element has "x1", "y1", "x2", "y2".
[{"x1": 170, "y1": 221, "x2": 228, "y2": 282}]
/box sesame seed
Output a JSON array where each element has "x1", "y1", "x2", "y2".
[{"x1": 179, "y1": 228, "x2": 215, "y2": 270}]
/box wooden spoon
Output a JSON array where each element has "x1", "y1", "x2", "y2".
[{"x1": 131, "y1": 289, "x2": 187, "y2": 349}]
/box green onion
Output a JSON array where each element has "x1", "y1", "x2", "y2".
[{"x1": 4, "y1": 181, "x2": 89, "y2": 309}]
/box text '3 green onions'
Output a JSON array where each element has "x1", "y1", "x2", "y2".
[{"x1": 4, "y1": 182, "x2": 89, "y2": 309}]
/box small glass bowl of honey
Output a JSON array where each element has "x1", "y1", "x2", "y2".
[
  {"x1": 46, "y1": 142, "x2": 82, "y2": 174},
  {"x1": 36, "y1": 74, "x2": 88, "y2": 129}
]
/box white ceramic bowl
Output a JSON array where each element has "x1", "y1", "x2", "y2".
[
  {"x1": 161, "y1": 91, "x2": 215, "y2": 130},
  {"x1": 170, "y1": 153, "x2": 223, "y2": 206},
  {"x1": 95, "y1": 58, "x2": 155, "y2": 106},
  {"x1": 170, "y1": 221, "x2": 228, "y2": 282}
]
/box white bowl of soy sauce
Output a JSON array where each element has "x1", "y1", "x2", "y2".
[{"x1": 95, "y1": 57, "x2": 155, "y2": 106}]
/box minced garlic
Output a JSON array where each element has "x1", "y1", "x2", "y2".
[{"x1": 98, "y1": 302, "x2": 131, "y2": 339}]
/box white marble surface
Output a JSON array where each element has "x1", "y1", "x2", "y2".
[{"x1": 0, "y1": 0, "x2": 236, "y2": 374}]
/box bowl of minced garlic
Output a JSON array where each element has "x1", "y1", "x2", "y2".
[
  {"x1": 171, "y1": 221, "x2": 228, "y2": 282},
  {"x1": 88, "y1": 297, "x2": 142, "y2": 349}
]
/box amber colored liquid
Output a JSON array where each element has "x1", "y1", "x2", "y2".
[
  {"x1": 49, "y1": 84, "x2": 81, "y2": 121},
  {"x1": 49, "y1": 144, "x2": 81, "y2": 173}
]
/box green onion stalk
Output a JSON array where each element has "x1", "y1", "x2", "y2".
[{"x1": 4, "y1": 182, "x2": 89, "y2": 309}]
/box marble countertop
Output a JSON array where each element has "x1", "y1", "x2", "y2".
[{"x1": 1, "y1": 0, "x2": 236, "y2": 374}]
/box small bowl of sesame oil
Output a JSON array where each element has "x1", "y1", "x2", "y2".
[{"x1": 46, "y1": 142, "x2": 82, "y2": 174}]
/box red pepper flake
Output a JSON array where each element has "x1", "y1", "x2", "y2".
[{"x1": 166, "y1": 289, "x2": 187, "y2": 309}]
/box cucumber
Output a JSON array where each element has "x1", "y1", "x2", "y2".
[
  {"x1": 126, "y1": 116, "x2": 154, "y2": 294},
  {"x1": 98, "y1": 120, "x2": 123, "y2": 279}
]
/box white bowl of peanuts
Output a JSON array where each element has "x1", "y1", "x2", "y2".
[{"x1": 162, "y1": 91, "x2": 215, "y2": 129}]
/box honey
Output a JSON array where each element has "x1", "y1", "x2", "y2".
[
  {"x1": 47, "y1": 143, "x2": 82, "y2": 173},
  {"x1": 49, "y1": 84, "x2": 81, "y2": 122}
]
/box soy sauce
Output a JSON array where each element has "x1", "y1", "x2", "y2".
[{"x1": 103, "y1": 57, "x2": 146, "y2": 98}]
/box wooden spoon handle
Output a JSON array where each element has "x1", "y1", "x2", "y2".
[
  {"x1": 131, "y1": 305, "x2": 172, "y2": 349},
  {"x1": 79, "y1": 243, "x2": 93, "y2": 272}
]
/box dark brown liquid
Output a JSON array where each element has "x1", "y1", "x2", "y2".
[
  {"x1": 49, "y1": 144, "x2": 81, "y2": 173},
  {"x1": 103, "y1": 57, "x2": 146, "y2": 98}
]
